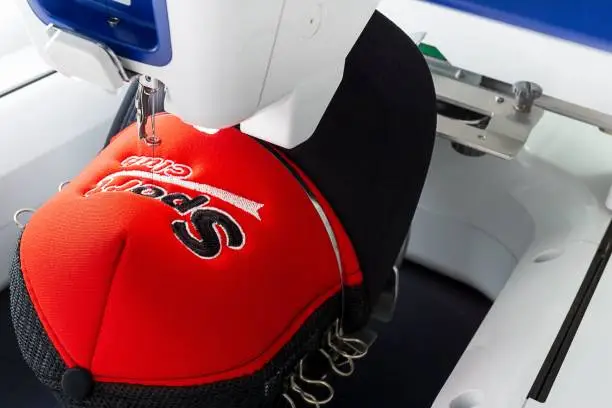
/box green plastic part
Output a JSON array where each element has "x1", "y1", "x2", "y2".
[{"x1": 419, "y1": 43, "x2": 447, "y2": 61}]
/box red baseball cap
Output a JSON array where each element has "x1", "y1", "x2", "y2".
[{"x1": 10, "y1": 114, "x2": 369, "y2": 407}]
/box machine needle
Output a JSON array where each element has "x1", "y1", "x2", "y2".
[{"x1": 135, "y1": 76, "x2": 161, "y2": 157}]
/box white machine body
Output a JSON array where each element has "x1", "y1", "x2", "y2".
[
  {"x1": 381, "y1": 2, "x2": 612, "y2": 408},
  {"x1": 16, "y1": 0, "x2": 380, "y2": 148}
]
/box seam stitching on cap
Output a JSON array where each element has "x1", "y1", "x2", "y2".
[
  {"x1": 93, "y1": 282, "x2": 345, "y2": 385},
  {"x1": 89, "y1": 234, "x2": 128, "y2": 368},
  {"x1": 19, "y1": 243, "x2": 77, "y2": 366}
]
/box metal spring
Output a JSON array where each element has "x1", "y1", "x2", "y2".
[
  {"x1": 58, "y1": 181, "x2": 70, "y2": 192},
  {"x1": 282, "y1": 320, "x2": 371, "y2": 407},
  {"x1": 13, "y1": 180, "x2": 71, "y2": 229},
  {"x1": 13, "y1": 208, "x2": 36, "y2": 229}
]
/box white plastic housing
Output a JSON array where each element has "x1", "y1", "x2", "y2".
[
  {"x1": 17, "y1": 0, "x2": 380, "y2": 148},
  {"x1": 43, "y1": 26, "x2": 128, "y2": 92},
  {"x1": 404, "y1": 115, "x2": 612, "y2": 408},
  {"x1": 377, "y1": 2, "x2": 612, "y2": 405}
]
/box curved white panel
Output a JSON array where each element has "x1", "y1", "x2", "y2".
[
  {"x1": 0, "y1": 74, "x2": 122, "y2": 288},
  {"x1": 406, "y1": 114, "x2": 612, "y2": 407},
  {"x1": 0, "y1": 2, "x2": 29, "y2": 57}
]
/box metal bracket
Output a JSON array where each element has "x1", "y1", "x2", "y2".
[
  {"x1": 427, "y1": 56, "x2": 612, "y2": 159},
  {"x1": 428, "y1": 57, "x2": 544, "y2": 160}
]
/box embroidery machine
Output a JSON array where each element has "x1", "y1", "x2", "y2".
[{"x1": 8, "y1": 0, "x2": 612, "y2": 407}]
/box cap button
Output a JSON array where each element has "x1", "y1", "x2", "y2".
[{"x1": 61, "y1": 367, "x2": 93, "y2": 401}]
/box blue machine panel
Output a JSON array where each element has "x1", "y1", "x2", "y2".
[
  {"x1": 425, "y1": 0, "x2": 612, "y2": 52},
  {"x1": 28, "y1": 0, "x2": 172, "y2": 66}
]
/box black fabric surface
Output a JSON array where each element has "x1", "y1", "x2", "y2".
[
  {"x1": 0, "y1": 263, "x2": 491, "y2": 408},
  {"x1": 0, "y1": 288, "x2": 59, "y2": 408},
  {"x1": 284, "y1": 12, "x2": 437, "y2": 309},
  {"x1": 106, "y1": 11, "x2": 437, "y2": 309}
]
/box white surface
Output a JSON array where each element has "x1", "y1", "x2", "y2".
[
  {"x1": 0, "y1": 74, "x2": 123, "y2": 288},
  {"x1": 408, "y1": 204, "x2": 522, "y2": 300},
  {"x1": 379, "y1": 0, "x2": 612, "y2": 118},
  {"x1": 524, "y1": 258, "x2": 612, "y2": 408},
  {"x1": 378, "y1": 4, "x2": 612, "y2": 404},
  {"x1": 45, "y1": 27, "x2": 127, "y2": 92},
  {"x1": 0, "y1": 46, "x2": 52, "y2": 96},
  {"x1": 437, "y1": 242, "x2": 599, "y2": 408},
  {"x1": 158, "y1": 0, "x2": 285, "y2": 129},
  {"x1": 0, "y1": 2, "x2": 29, "y2": 57},
  {"x1": 0, "y1": 3, "x2": 48, "y2": 97},
  {"x1": 243, "y1": 0, "x2": 380, "y2": 147},
  {"x1": 0, "y1": 75, "x2": 120, "y2": 181},
  {"x1": 243, "y1": 0, "x2": 379, "y2": 147},
  {"x1": 241, "y1": 64, "x2": 344, "y2": 147},
  {"x1": 407, "y1": 114, "x2": 610, "y2": 299},
  {"x1": 165, "y1": 0, "x2": 379, "y2": 148},
  {"x1": 18, "y1": 0, "x2": 380, "y2": 148},
  {"x1": 411, "y1": 123, "x2": 612, "y2": 408},
  {"x1": 17, "y1": 0, "x2": 284, "y2": 129},
  {"x1": 406, "y1": 118, "x2": 612, "y2": 408},
  {"x1": 405, "y1": 110, "x2": 612, "y2": 407}
]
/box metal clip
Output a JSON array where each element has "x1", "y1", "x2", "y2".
[
  {"x1": 13, "y1": 208, "x2": 36, "y2": 229},
  {"x1": 328, "y1": 321, "x2": 369, "y2": 360},
  {"x1": 135, "y1": 76, "x2": 162, "y2": 147},
  {"x1": 58, "y1": 181, "x2": 71, "y2": 192},
  {"x1": 289, "y1": 371, "x2": 335, "y2": 408},
  {"x1": 283, "y1": 320, "x2": 373, "y2": 407},
  {"x1": 319, "y1": 348, "x2": 355, "y2": 377},
  {"x1": 282, "y1": 393, "x2": 297, "y2": 408},
  {"x1": 289, "y1": 375, "x2": 320, "y2": 407},
  {"x1": 316, "y1": 319, "x2": 373, "y2": 379},
  {"x1": 296, "y1": 359, "x2": 334, "y2": 405},
  {"x1": 285, "y1": 352, "x2": 336, "y2": 406}
]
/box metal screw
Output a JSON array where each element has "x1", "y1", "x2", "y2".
[
  {"x1": 513, "y1": 81, "x2": 543, "y2": 113},
  {"x1": 107, "y1": 17, "x2": 120, "y2": 27},
  {"x1": 495, "y1": 96, "x2": 505, "y2": 104},
  {"x1": 478, "y1": 134, "x2": 486, "y2": 140}
]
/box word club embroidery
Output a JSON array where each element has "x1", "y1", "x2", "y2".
[{"x1": 85, "y1": 155, "x2": 260, "y2": 259}]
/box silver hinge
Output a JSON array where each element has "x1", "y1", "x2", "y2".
[{"x1": 427, "y1": 56, "x2": 612, "y2": 159}]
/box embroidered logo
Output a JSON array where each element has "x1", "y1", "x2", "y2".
[{"x1": 85, "y1": 156, "x2": 263, "y2": 259}]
